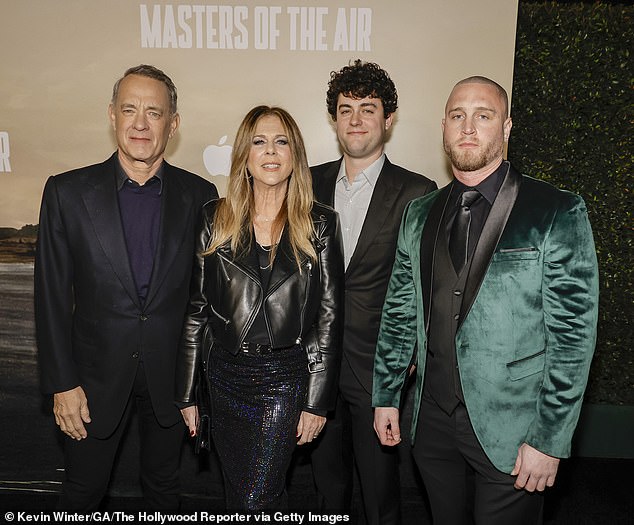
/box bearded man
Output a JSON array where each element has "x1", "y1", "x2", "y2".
[{"x1": 372, "y1": 76, "x2": 598, "y2": 525}]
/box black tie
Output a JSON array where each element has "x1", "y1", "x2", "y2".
[{"x1": 449, "y1": 189, "x2": 481, "y2": 273}]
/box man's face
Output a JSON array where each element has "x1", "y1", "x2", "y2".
[
  {"x1": 335, "y1": 94, "x2": 392, "y2": 164},
  {"x1": 108, "y1": 74, "x2": 179, "y2": 170},
  {"x1": 442, "y1": 82, "x2": 511, "y2": 173}
]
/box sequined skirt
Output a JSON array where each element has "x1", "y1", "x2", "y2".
[{"x1": 210, "y1": 344, "x2": 308, "y2": 510}]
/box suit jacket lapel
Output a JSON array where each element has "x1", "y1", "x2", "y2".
[
  {"x1": 313, "y1": 160, "x2": 340, "y2": 207},
  {"x1": 82, "y1": 155, "x2": 141, "y2": 309},
  {"x1": 145, "y1": 163, "x2": 194, "y2": 307},
  {"x1": 420, "y1": 185, "x2": 452, "y2": 330},
  {"x1": 459, "y1": 162, "x2": 521, "y2": 325},
  {"x1": 347, "y1": 158, "x2": 401, "y2": 275}
]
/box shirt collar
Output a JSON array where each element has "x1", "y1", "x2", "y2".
[
  {"x1": 336, "y1": 154, "x2": 386, "y2": 188},
  {"x1": 115, "y1": 157, "x2": 165, "y2": 194},
  {"x1": 451, "y1": 160, "x2": 508, "y2": 206}
]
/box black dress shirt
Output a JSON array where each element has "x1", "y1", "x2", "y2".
[
  {"x1": 116, "y1": 161, "x2": 163, "y2": 304},
  {"x1": 446, "y1": 161, "x2": 508, "y2": 260}
]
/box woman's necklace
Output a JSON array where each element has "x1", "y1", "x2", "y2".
[
  {"x1": 257, "y1": 242, "x2": 277, "y2": 270},
  {"x1": 254, "y1": 209, "x2": 280, "y2": 269},
  {"x1": 257, "y1": 242, "x2": 275, "y2": 252}
]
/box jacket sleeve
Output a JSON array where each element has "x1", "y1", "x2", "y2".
[
  {"x1": 174, "y1": 203, "x2": 214, "y2": 404},
  {"x1": 372, "y1": 201, "x2": 419, "y2": 408},
  {"x1": 524, "y1": 194, "x2": 599, "y2": 457},
  {"x1": 34, "y1": 176, "x2": 80, "y2": 394},
  {"x1": 304, "y1": 210, "x2": 344, "y2": 412}
]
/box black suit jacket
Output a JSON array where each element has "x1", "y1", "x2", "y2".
[
  {"x1": 311, "y1": 156, "x2": 437, "y2": 393},
  {"x1": 35, "y1": 153, "x2": 218, "y2": 438}
]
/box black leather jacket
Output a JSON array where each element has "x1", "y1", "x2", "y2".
[{"x1": 175, "y1": 199, "x2": 344, "y2": 412}]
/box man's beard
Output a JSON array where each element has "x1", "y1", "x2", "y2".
[{"x1": 444, "y1": 139, "x2": 501, "y2": 172}]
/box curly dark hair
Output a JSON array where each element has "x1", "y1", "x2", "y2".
[{"x1": 326, "y1": 59, "x2": 398, "y2": 120}]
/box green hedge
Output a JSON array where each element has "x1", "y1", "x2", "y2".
[{"x1": 509, "y1": 1, "x2": 633, "y2": 404}]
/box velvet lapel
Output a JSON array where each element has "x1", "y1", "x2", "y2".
[
  {"x1": 81, "y1": 156, "x2": 140, "y2": 309},
  {"x1": 420, "y1": 185, "x2": 452, "y2": 331},
  {"x1": 145, "y1": 163, "x2": 195, "y2": 307},
  {"x1": 347, "y1": 158, "x2": 401, "y2": 276},
  {"x1": 458, "y1": 162, "x2": 521, "y2": 326},
  {"x1": 313, "y1": 159, "x2": 340, "y2": 207}
]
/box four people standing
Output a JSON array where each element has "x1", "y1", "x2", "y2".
[
  {"x1": 34, "y1": 62, "x2": 599, "y2": 520},
  {"x1": 373, "y1": 76, "x2": 598, "y2": 524}
]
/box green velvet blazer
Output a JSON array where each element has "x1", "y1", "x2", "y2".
[{"x1": 372, "y1": 164, "x2": 599, "y2": 473}]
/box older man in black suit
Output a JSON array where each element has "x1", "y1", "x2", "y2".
[
  {"x1": 35, "y1": 65, "x2": 218, "y2": 510},
  {"x1": 310, "y1": 60, "x2": 436, "y2": 524}
]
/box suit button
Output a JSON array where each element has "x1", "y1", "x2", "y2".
[
  {"x1": 454, "y1": 314, "x2": 460, "y2": 320},
  {"x1": 140, "y1": 315, "x2": 148, "y2": 321},
  {"x1": 454, "y1": 290, "x2": 462, "y2": 296},
  {"x1": 132, "y1": 352, "x2": 139, "y2": 358}
]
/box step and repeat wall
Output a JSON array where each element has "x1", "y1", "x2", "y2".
[
  {"x1": 0, "y1": 0, "x2": 520, "y2": 496},
  {"x1": 0, "y1": 0, "x2": 518, "y2": 228}
]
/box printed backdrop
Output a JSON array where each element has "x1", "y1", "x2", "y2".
[
  {"x1": 0, "y1": 0, "x2": 519, "y2": 229},
  {"x1": 0, "y1": 0, "x2": 519, "y2": 501}
]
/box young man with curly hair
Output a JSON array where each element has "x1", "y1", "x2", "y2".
[{"x1": 310, "y1": 60, "x2": 437, "y2": 524}]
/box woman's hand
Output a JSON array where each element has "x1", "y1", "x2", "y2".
[
  {"x1": 296, "y1": 411, "x2": 326, "y2": 445},
  {"x1": 180, "y1": 405, "x2": 199, "y2": 437}
]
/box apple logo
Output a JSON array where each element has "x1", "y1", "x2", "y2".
[{"x1": 203, "y1": 136, "x2": 232, "y2": 177}]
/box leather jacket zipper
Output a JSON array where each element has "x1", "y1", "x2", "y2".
[
  {"x1": 208, "y1": 303, "x2": 230, "y2": 327},
  {"x1": 298, "y1": 260, "x2": 312, "y2": 339},
  {"x1": 217, "y1": 251, "x2": 262, "y2": 344}
]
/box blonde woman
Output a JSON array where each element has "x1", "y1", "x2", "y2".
[{"x1": 175, "y1": 106, "x2": 343, "y2": 510}]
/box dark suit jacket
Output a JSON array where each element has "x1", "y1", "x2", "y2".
[
  {"x1": 373, "y1": 164, "x2": 599, "y2": 472},
  {"x1": 35, "y1": 152, "x2": 218, "y2": 438},
  {"x1": 312, "y1": 156, "x2": 437, "y2": 393}
]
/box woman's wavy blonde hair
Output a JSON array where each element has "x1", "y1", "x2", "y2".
[{"x1": 204, "y1": 105, "x2": 316, "y2": 266}]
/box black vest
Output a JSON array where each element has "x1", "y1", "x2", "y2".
[{"x1": 423, "y1": 220, "x2": 474, "y2": 415}]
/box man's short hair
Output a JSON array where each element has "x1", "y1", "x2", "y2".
[
  {"x1": 111, "y1": 64, "x2": 178, "y2": 115},
  {"x1": 454, "y1": 76, "x2": 509, "y2": 118}
]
